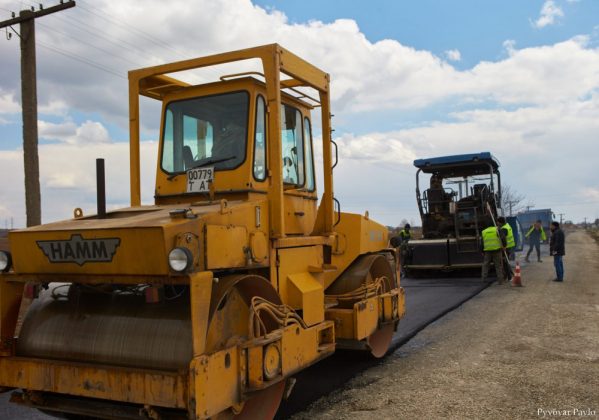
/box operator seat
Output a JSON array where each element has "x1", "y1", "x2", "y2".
[{"x1": 183, "y1": 145, "x2": 194, "y2": 170}]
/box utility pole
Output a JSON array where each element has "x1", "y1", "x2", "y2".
[
  {"x1": 0, "y1": 1, "x2": 76, "y2": 227},
  {"x1": 556, "y1": 213, "x2": 565, "y2": 225}
]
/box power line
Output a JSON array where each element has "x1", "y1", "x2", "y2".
[
  {"x1": 37, "y1": 20, "x2": 143, "y2": 69},
  {"x1": 38, "y1": 8, "x2": 157, "y2": 61},
  {"x1": 36, "y1": 38, "x2": 125, "y2": 79},
  {"x1": 76, "y1": 0, "x2": 191, "y2": 61},
  {"x1": 22, "y1": 1, "x2": 210, "y2": 84},
  {"x1": 21, "y1": 0, "x2": 156, "y2": 63}
]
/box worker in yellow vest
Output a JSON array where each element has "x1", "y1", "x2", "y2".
[
  {"x1": 525, "y1": 220, "x2": 547, "y2": 263},
  {"x1": 390, "y1": 224, "x2": 412, "y2": 277},
  {"x1": 498, "y1": 217, "x2": 515, "y2": 281},
  {"x1": 480, "y1": 222, "x2": 507, "y2": 284}
]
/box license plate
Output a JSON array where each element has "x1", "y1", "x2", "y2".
[{"x1": 186, "y1": 167, "x2": 214, "y2": 193}]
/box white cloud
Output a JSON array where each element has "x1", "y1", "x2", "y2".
[
  {"x1": 532, "y1": 0, "x2": 564, "y2": 29},
  {"x1": 0, "y1": 140, "x2": 158, "y2": 227},
  {"x1": 445, "y1": 49, "x2": 461, "y2": 62},
  {"x1": 581, "y1": 187, "x2": 599, "y2": 200},
  {"x1": 0, "y1": 92, "x2": 20, "y2": 114},
  {"x1": 0, "y1": 1, "x2": 596, "y2": 117},
  {"x1": 332, "y1": 93, "x2": 599, "y2": 224},
  {"x1": 39, "y1": 100, "x2": 69, "y2": 116},
  {"x1": 0, "y1": 0, "x2": 598, "y2": 226},
  {"x1": 39, "y1": 120, "x2": 111, "y2": 144}
]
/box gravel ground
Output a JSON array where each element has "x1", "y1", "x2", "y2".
[{"x1": 293, "y1": 230, "x2": 599, "y2": 420}]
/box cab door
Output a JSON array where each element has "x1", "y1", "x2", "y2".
[{"x1": 280, "y1": 104, "x2": 317, "y2": 235}]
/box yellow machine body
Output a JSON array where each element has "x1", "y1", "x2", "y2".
[{"x1": 0, "y1": 44, "x2": 405, "y2": 419}]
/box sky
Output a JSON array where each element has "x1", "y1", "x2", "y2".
[{"x1": 0, "y1": 0, "x2": 598, "y2": 228}]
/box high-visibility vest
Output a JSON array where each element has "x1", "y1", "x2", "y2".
[
  {"x1": 399, "y1": 229, "x2": 411, "y2": 241},
  {"x1": 502, "y1": 223, "x2": 515, "y2": 249},
  {"x1": 482, "y1": 226, "x2": 502, "y2": 251},
  {"x1": 526, "y1": 225, "x2": 547, "y2": 241}
]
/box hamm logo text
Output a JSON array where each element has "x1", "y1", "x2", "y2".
[{"x1": 37, "y1": 235, "x2": 121, "y2": 266}]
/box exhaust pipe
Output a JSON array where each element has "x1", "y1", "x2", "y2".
[{"x1": 96, "y1": 158, "x2": 106, "y2": 219}]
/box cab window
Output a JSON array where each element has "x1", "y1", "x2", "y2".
[
  {"x1": 281, "y1": 105, "x2": 305, "y2": 186},
  {"x1": 161, "y1": 91, "x2": 249, "y2": 174},
  {"x1": 303, "y1": 117, "x2": 315, "y2": 191},
  {"x1": 253, "y1": 96, "x2": 267, "y2": 181}
]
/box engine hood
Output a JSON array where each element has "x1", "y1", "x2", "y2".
[{"x1": 8, "y1": 202, "x2": 239, "y2": 276}]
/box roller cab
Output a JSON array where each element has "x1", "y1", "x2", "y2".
[{"x1": 0, "y1": 44, "x2": 404, "y2": 419}]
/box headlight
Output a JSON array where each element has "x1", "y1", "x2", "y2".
[
  {"x1": 168, "y1": 247, "x2": 193, "y2": 272},
  {"x1": 0, "y1": 251, "x2": 11, "y2": 272}
]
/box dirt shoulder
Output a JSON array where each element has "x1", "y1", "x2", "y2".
[{"x1": 294, "y1": 230, "x2": 599, "y2": 420}]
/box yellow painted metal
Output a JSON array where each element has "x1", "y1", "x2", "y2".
[
  {"x1": 287, "y1": 272, "x2": 324, "y2": 327},
  {"x1": 326, "y1": 289, "x2": 404, "y2": 341},
  {"x1": 276, "y1": 246, "x2": 324, "y2": 317},
  {"x1": 280, "y1": 321, "x2": 334, "y2": 375},
  {"x1": 262, "y1": 343, "x2": 282, "y2": 380},
  {"x1": 324, "y1": 308, "x2": 354, "y2": 339},
  {"x1": 353, "y1": 296, "x2": 380, "y2": 340},
  {"x1": 247, "y1": 345, "x2": 264, "y2": 388},
  {"x1": 0, "y1": 44, "x2": 406, "y2": 418},
  {"x1": 264, "y1": 48, "x2": 285, "y2": 239},
  {"x1": 317, "y1": 84, "x2": 335, "y2": 235},
  {"x1": 205, "y1": 225, "x2": 248, "y2": 269},
  {"x1": 249, "y1": 231, "x2": 268, "y2": 263},
  {"x1": 190, "y1": 272, "x2": 213, "y2": 357},
  {"x1": 191, "y1": 347, "x2": 240, "y2": 419},
  {"x1": 0, "y1": 278, "x2": 23, "y2": 355},
  {"x1": 10, "y1": 227, "x2": 167, "y2": 275},
  {"x1": 0, "y1": 358, "x2": 188, "y2": 409},
  {"x1": 191, "y1": 320, "x2": 334, "y2": 419},
  {"x1": 324, "y1": 212, "x2": 390, "y2": 290},
  {"x1": 128, "y1": 77, "x2": 141, "y2": 207}
]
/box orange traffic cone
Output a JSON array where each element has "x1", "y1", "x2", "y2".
[{"x1": 511, "y1": 262, "x2": 523, "y2": 287}]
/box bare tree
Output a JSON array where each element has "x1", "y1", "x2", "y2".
[{"x1": 501, "y1": 184, "x2": 528, "y2": 216}]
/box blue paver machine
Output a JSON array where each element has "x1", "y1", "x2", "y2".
[{"x1": 405, "y1": 152, "x2": 509, "y2": 276}]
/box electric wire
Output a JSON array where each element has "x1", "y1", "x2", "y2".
[
  {"x1": 36, "y1": 20, "x2": 144, "y2": 69},
  {"x1": 36, "y1": 6, "x2": 157, "y2": 62},
  {"x1": 36, "y1": 38, "x2": 125, "y2": 78},
  {"x1": 76, "y1": 0, "x2": 191, "y2": 61}
]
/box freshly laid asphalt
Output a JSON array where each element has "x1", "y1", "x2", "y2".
[{"x1": 275, "y1": 275, "x2": 493, "y2": 418}]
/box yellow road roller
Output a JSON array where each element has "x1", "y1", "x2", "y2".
[{"x1": 0, "y1": 44, "x2": 405, "y2": 419}]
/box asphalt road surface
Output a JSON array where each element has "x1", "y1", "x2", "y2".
[
  {"x1": 293, "y1": 233, "x2": 596, "y2": 419},
  {"x1": 276, "y1": 274, "x2": 493, "y2": 418}
]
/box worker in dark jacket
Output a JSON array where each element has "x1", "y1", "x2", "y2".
[
  {"x1": 549, "y1": 221, "x2": 565, "y2": 282},
  {"x1": 480, "y1": 222, "x2": 506, "y2": 284},
  {"x1": 525, "y1": 220, "x2": 547, "y2": 262}
]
